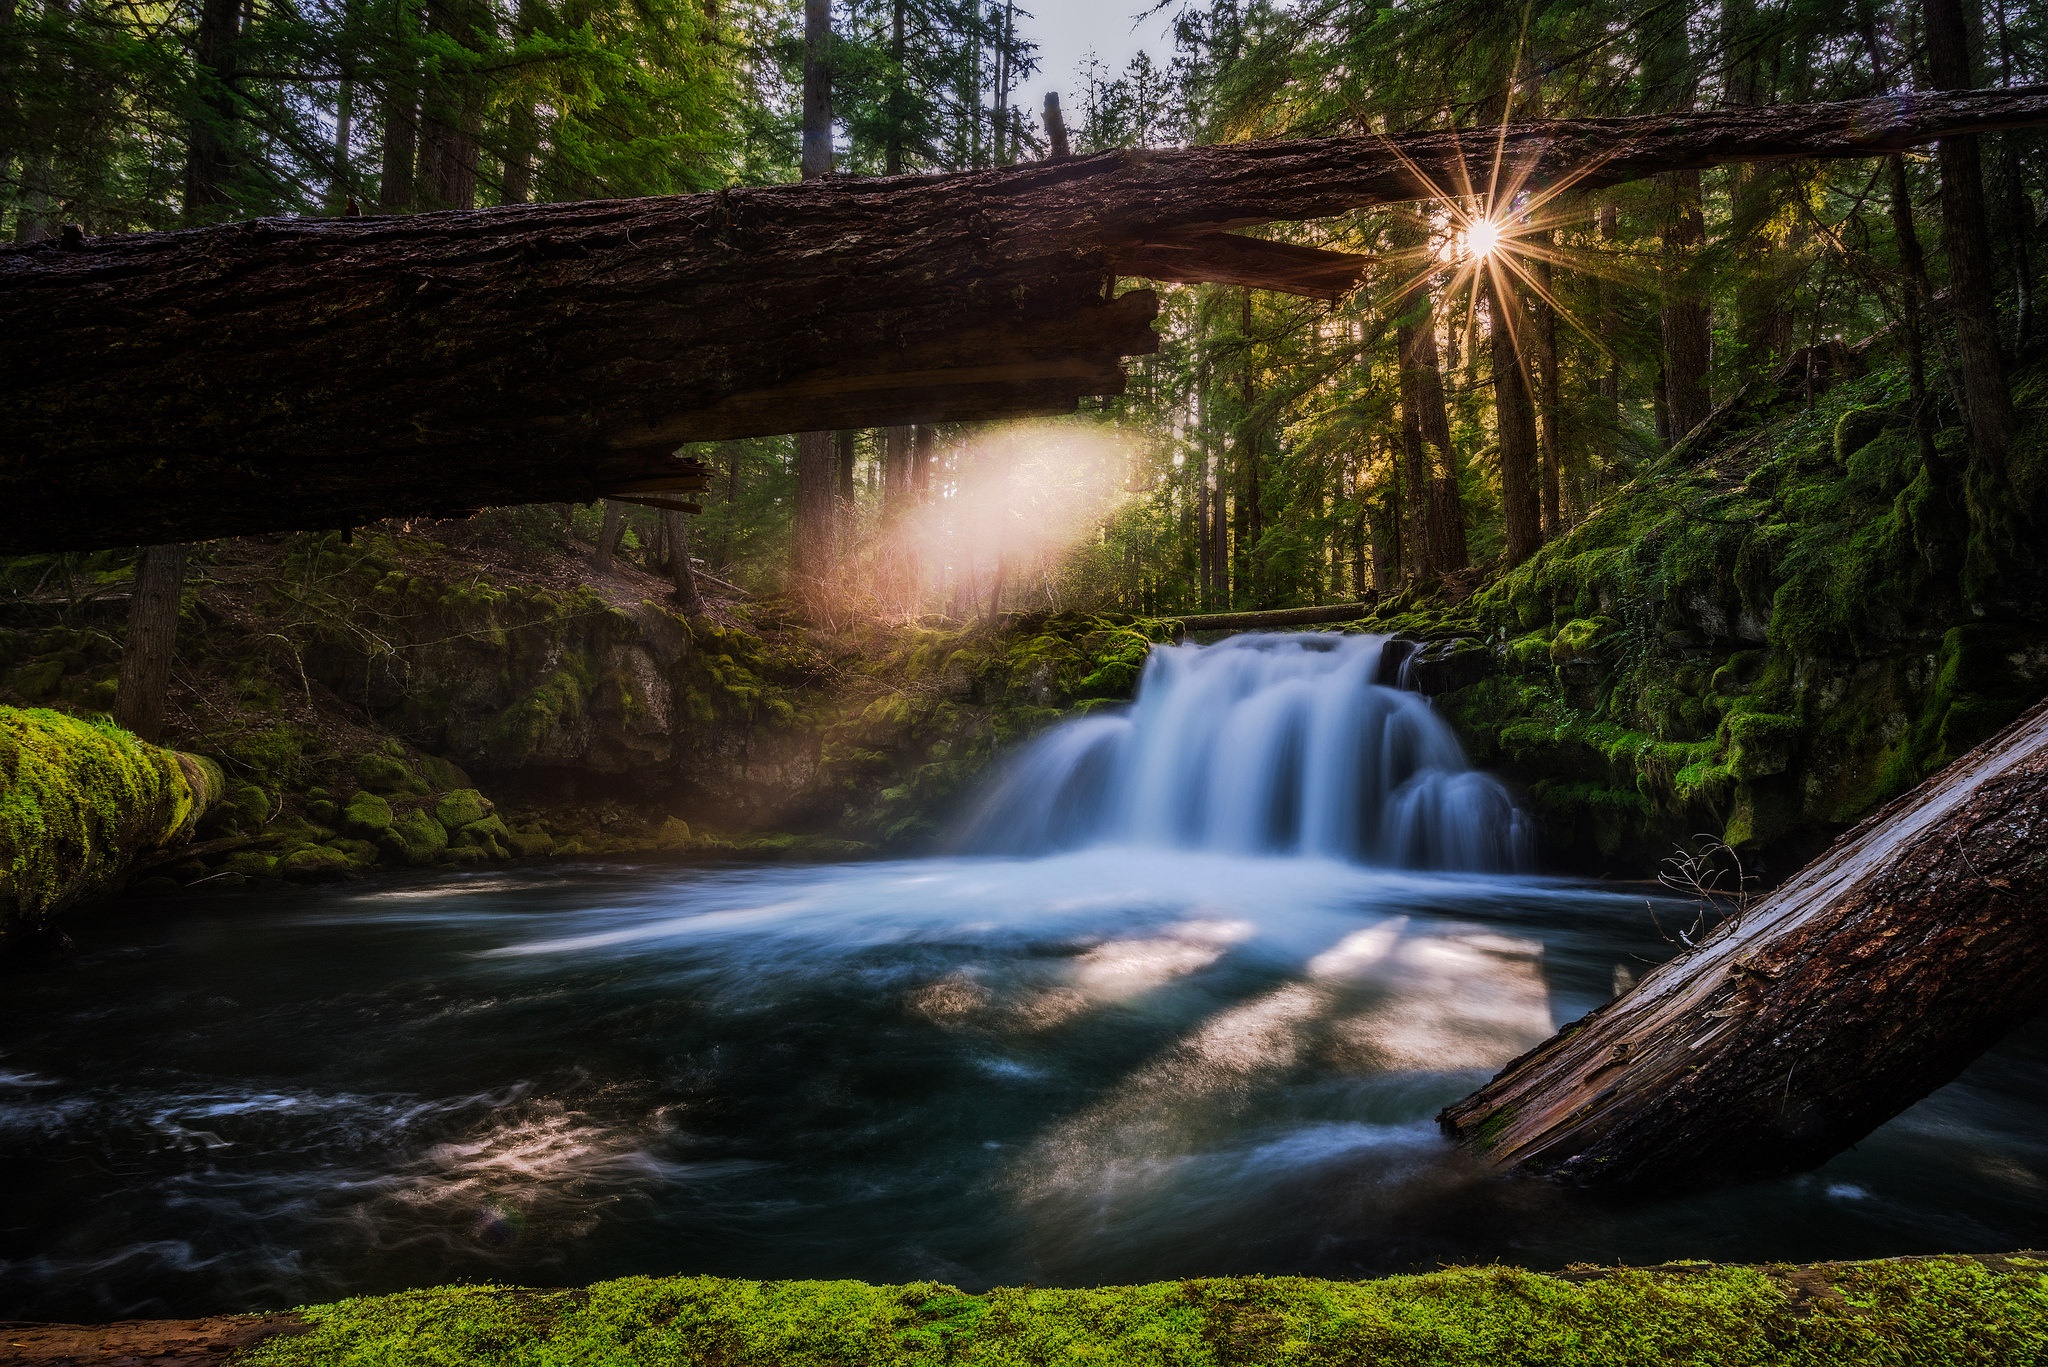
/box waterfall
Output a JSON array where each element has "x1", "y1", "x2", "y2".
[{"x1": 957, "y1": 632, "x2": 1529, "y2": 871}]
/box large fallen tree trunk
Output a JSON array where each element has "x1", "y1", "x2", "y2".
[
  {"x1": 1440, "y1": 697, "x2": 2048, "y2": 1188},
  {"x1": 6, "y1": 88, "x2": 2048, "y2": 552}
]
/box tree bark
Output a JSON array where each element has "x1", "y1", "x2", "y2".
[
  {"x1": 8, "y1": 91, "x2": 2048, "y2": 553},
  {"x1": 1659, "y1": 169, "x2": 1714, "y2": 441},
  {"x1": 1532, "y1": 242, "x2": 1564, "y2": 536},
  {"x1": 662, "y1": 509, "x2": 705, "y2": 614},
  {"x1": 183, "y1": 0, "x2": 243, "y2": 225},
  {"x1": 592, "y1": 499, "x2": 625, "y2": 572},
  {"x1": 113, "y1": 545, "x2": 189, "y2": 743},
  {"x1": 1925, "y1": 0, "x2": 2017, "y2": 479},
  {"x1": 1442, "y1": 697, "x2": 2048, "y2": 1190},
  {"x1": 1488, "y1": 272, "x2": 1544, "y2": 567},
  {"x1": 801, "y1": 0, "x2": 833, "y2": 181}
]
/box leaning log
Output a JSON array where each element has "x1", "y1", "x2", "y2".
[
  {"x1": 7, "y1": 88, "x2": 2048, "y2": 552},
  {"x1": 1440, "y1": 697, "x2": 2048, "y2": 1188}
]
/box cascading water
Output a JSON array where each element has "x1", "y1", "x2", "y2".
[{"x1": 956, "y1": 632, "x2": 1529, "y2": 870}]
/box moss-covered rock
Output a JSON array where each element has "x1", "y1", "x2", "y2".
[
  {"x1": 278, "y1": 845, "x2": 354, "y2": 883},
  {"x1": 353, "y1": 752, "x2": 429, "y2": 796},
  {"x1": 506, "y1": 825, "x2": 556, "y2": 858},
  {"x1": 380, "y1": 808, "x2": 450, "y2": 866},
  {"x1": 419, "y1": 753, "x2": 473, "y2": 792},
  {"x1": 340, "y1": 790, "x2": 394, "y2": 838},
  {"x1": 435, "y1": 788, "x2": 492, "y2": 830},
  {"x1": 0, "y1": 707, "x2": 223, "y2": 946},
  {"x1": 452, "y1": 813, "x2": 512, "y2": 859}
]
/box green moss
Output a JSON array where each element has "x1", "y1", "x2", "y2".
[
  {"x1": 353, "y1": 753, "x2": 428, "y2": 796},
  {"x1": 435, "y1": 789, "x2": 492, "y2": 830},
  {"x1": 0, "y1": 707, "x2": 221, "y2": 941},
  {"x1": 381, "y1": 808, "x2": 450, "y2": 866},
  {"x1": 452, "y1": 813, "x2": 513, "y2": 859},
  {"x1": 239, "y1": 1257, "x2": 2048, "y2": 1367},
  {"x1": 278, "y1": 845, "x2": 354, "y2": 883},
  {"x1": 1551, "y1": 617, "x2": 1618, "y2": 665},
  {"x1": 340, "y1": 791, "x2": 394, "y2": 838}
]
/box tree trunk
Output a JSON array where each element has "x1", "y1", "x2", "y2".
[
  {"x1": 1442, "y1": 697, "x2": 2048, "y2": 1190},
  {"x1": 662, "y1": 509, "x2": 704, "y2": 614},
  {"x1": 183, "y1": 0, "x2": 243, "y2": 225},
  {"x1": 592, "y1": 499, "x2": 625, "y2": 572},
  {"x1": 1366, "y1": 484, "x2": 1400, "y2": 591},
  {"x1": 113, "y1": 545, "x2": 189, "y2": 743},
  {"x1": 883, "y1": 425, "x2": 914, "y2": 510},
  {"x1": 1398, "y1": 403, "x2": 1433, "y2": 579},
  {"x1": 1660, "y1": 169, "x2": 1713, "y2": 441},
  {"x1": 1488, "y1": 272, "x2": 1544, "y2": 567},
  {"x1": 801, "y1": 0, "x2": 833, "y2": 181},
  {"x1": 10, "y1": 91, "x2": 2048, "y2": 554},
  {"x1": 793, "y1": 431, "x2": 836, "y2": 581},
  {"x1": 377, "y1": 58, "x2": 417, "y2": 213},
  {"x1": 789, "y1": 0, "x2": 837, "y2": 585},
  {"x1": 1532, "y1": 242, "x2": 1564, "y2": 536},
  {"x1": 1925, "y1": 0, "x2": 2017, "y2": 480}
]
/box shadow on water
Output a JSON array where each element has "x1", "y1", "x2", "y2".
[{"x1": 4, "y1": 634, "x2": 2046, "y2": 1319}]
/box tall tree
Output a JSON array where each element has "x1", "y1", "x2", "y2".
[
  {"x1": 1488, "y1": 272, "x2": 1544, "y2": 567},
  {"x1": 113, "y1": 544, "x2": 188, "y2": 742},
  {"x1": 1924, "y1": 0, "x2": 2017, "y2": 480},
  {"x1": 793, "y1": 0, "x2": 839, "y2": 582}
]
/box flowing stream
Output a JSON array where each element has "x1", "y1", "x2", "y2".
[{"x1": 4, "y1": 634, "x2": 2048, "y2": 1320}]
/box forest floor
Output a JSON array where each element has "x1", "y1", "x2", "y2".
[{"x1": 1, "y1": 1254, "x2": 2042, "y2": 1366}]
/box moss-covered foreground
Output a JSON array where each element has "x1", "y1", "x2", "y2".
[{"x1": 236, "y1": 1257, "x2": 2046, "y2": 1366}]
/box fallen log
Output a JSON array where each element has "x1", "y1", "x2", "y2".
[
  {"x1": 1174, "y1": 601, "x2": 1374, "y2": 631},
  {"x1": 7, "y1": 88, "x2": 2048, "y2": 552},
  {"x1": 1440, "y1": 696, "x2": 2048, "y2": 1189}
]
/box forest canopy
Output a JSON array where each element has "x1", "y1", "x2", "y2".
[{"x1": 4, "y1": 0, "x2": 2045, "y2": 620}]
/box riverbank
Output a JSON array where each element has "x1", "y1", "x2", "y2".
[{"x1": 4, "y1": 1254, "x2": 2041, "y2": 1366}]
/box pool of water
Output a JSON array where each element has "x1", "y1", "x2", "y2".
[{"x1": 3, "y1": 852, "x2": 2045, "y2": 1320}]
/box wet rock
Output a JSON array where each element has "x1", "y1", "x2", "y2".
[
  {"x1": 1407, "y1": 638, "x2": 1496, "y2": 695},
  {"x1": 452, "y1": 814, "x2": 513, "y2": 859},
  {"x1": 279, "y1": 846, "x2": 354, "y2": 882}
]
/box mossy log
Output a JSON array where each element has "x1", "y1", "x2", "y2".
[
  {"x1": 0, "y1": 706, "x2": 222, "y2": 947},
  {"x1": 7, "y1": 88, "x2": 2048, "y2": 551},
  {"x1": 1440, "y1": 697, "x2": 2048, "y2": 1187}
]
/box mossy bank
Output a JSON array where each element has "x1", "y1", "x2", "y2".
[
  {"x1": 0, "y1": 515, "x2": 1181, "y2": 921},
  {"x1": 177, "y1": 1254, "x2": 2048, "y2": 1365},
  {"x1": 1367, "y1": 352, "x2": 2048, "y2": 876}
]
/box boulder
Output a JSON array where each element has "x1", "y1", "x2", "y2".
[
  {"x1": 452, "y1": 813, "x2": 513, "y2": 859},
  {"x1": 279, "y1": 846, "x2": 354, "y2": 883},
  {"x1": 354, "y1": 752, "x2": 429, "y2": 796},
  {"x1": 435, "y1": 789, "x2": 493, "y2": 830},
  {"x1": 341, "y1": 790, "x2": 394, "y2": 838},
  {"x1": 380, "y1": 808, "x2": 450, "y2": 866}
]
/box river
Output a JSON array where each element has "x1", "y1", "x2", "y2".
[{"x1": 3, "y1": 634, "x2": 2045, "y2": 1320}]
